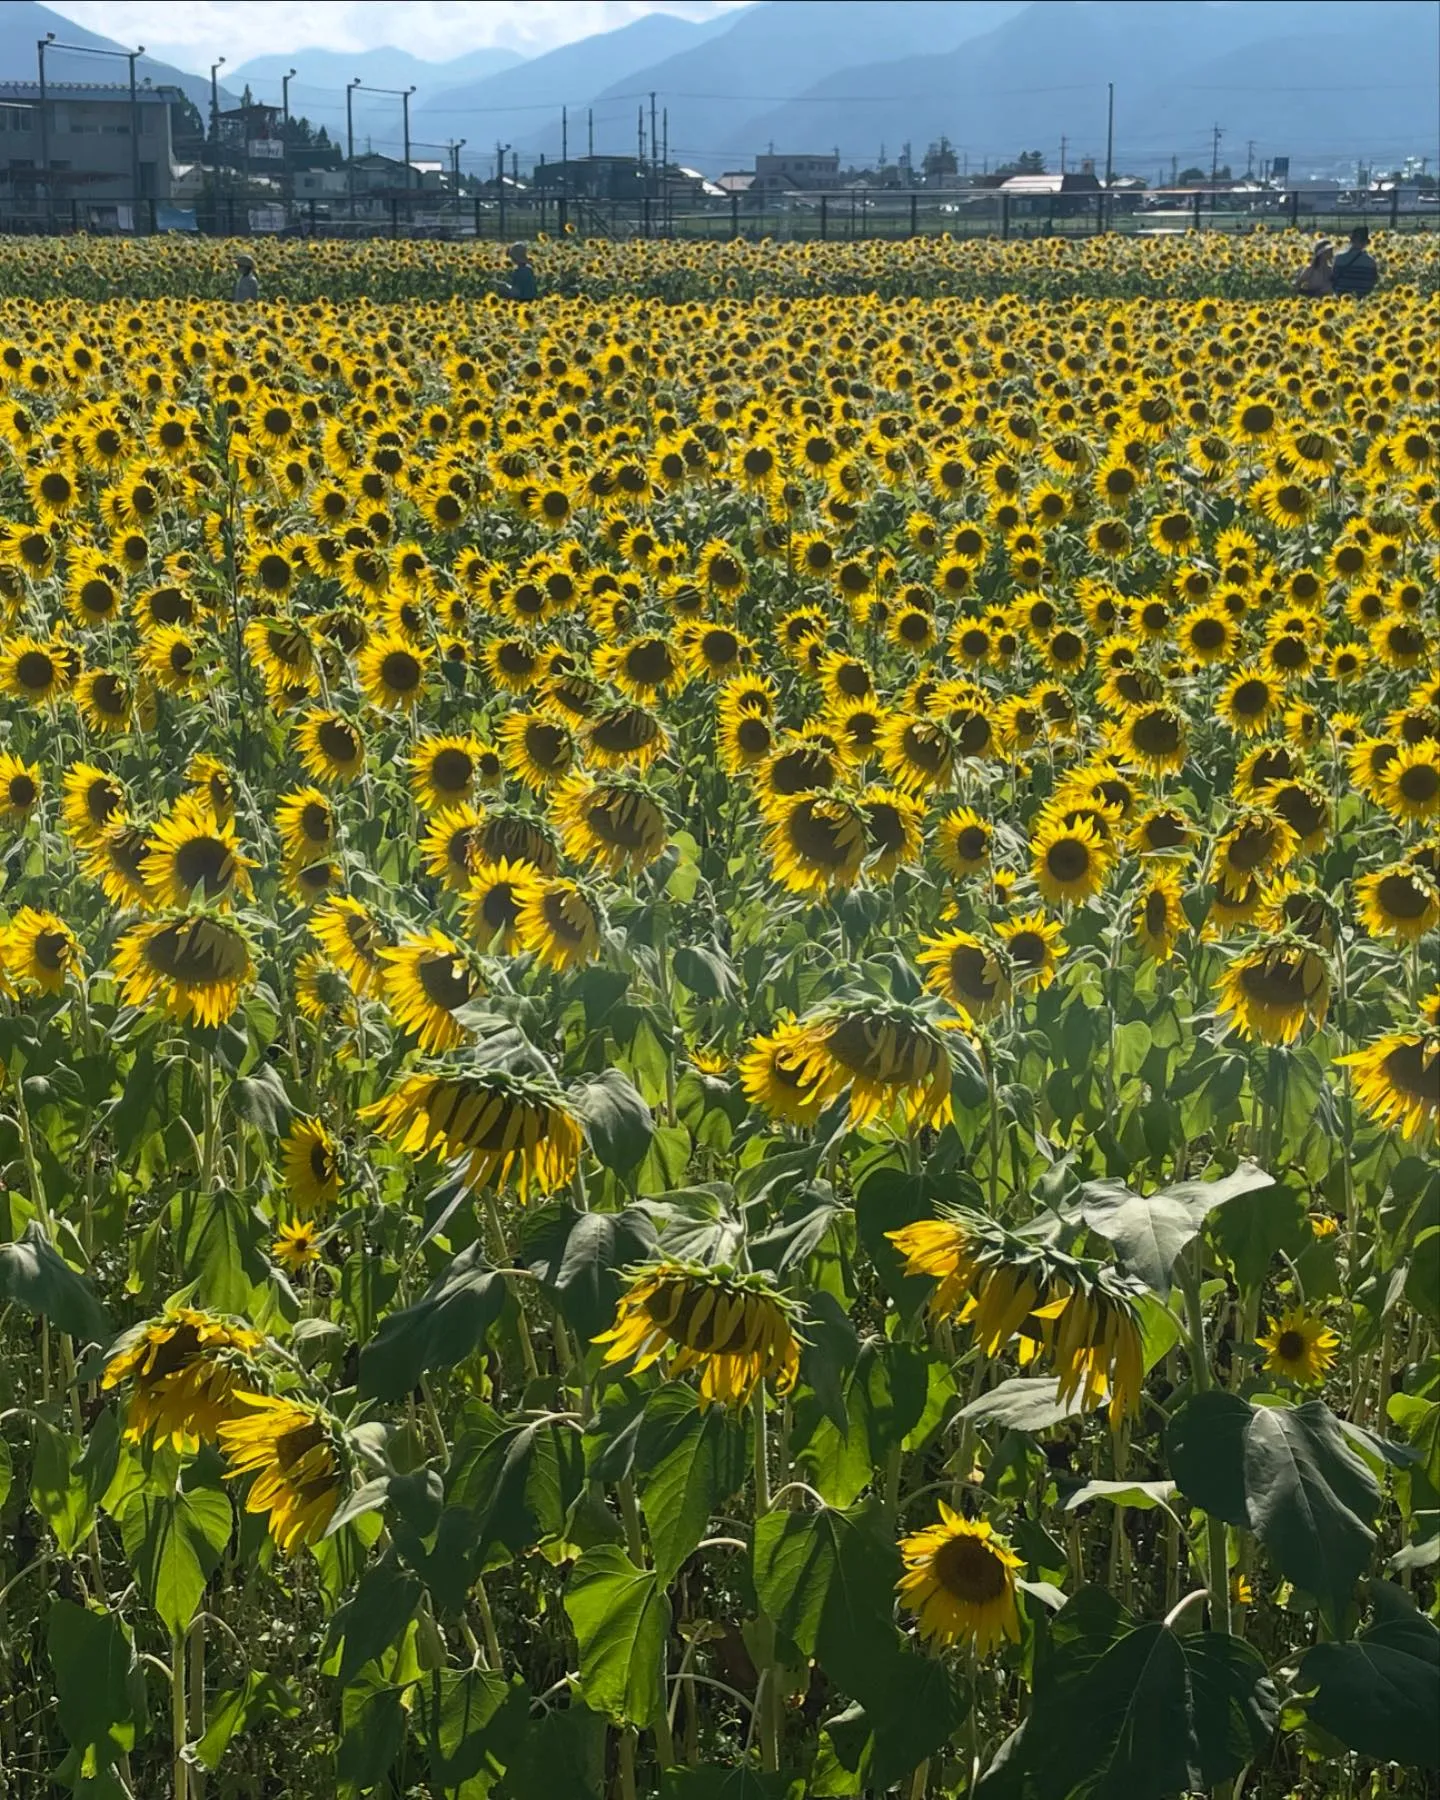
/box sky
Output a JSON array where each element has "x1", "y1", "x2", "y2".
[{"x1": 43, "y1": 0, "x2": 751, "y2": 74}]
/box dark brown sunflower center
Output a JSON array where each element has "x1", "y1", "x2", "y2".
[
  {"x1": 91, "y1": 673, "x2": 128, "y2": 713},
  {"x1": 625, "y1": 641, "x2": 674, "y2": 684},
  {"x1": 1145, "y1": 891, "x2": 1169, "y2": 934},
  {"x1": 380, "y1": 650, "x2": 421, "y2": 691},
  {"x1": 1226, "y1": 823, "x2": 1279, "y2": 872},
  {"x1": 418, "y1": 954, "x2": 476, "y2": 1010},
  {"x1": 319, "y1": 719, "x2": 360, "y2": 762},
  {"x1": 788, "y1": 802, "x2": 857, "y2": 867},
  {"x1": 1398, "y1": 764, "x2": 1439, "y2": 801},
  {"x1": 430, "y1": 747, "x2": 473, "y2": 792},
  {"x1": 145, "y1": 918, "x2": 249, "y2": 984},
  {"x1": 1241, "y1": 955, "x2": 1318, "y2": 1008},
  {"x1": 309, "y1": 1140, "x2": 334, "y2": 1182},
  {"x1": 949, "y1": 945, "x2": 999, "y2": 998},
  {"x1": 16, "y1": 650, "x2": 56, "y2": 690},
  {"x1": 1141, "y1": 812, "x2": 1187, "y2": 850},
  {"x1": 1046, "y1": 838, "x2": 1090, "y2": 882},
  {"x1": 174, "y1": 837, "x2": 234, "y2": 893},
  {"x1": 1275, "y1": 1330, "x2": 1306, "y2": 1362},
  {"x1": 1133, "y1": 710, "x2": 1181, "y2": 754},
  {"x1": 737, "y1": 717, "x2": 773, "y2": 753},
  {"x1": 1231, "y1": 680, "x2": 1270, "y2": 716},
  {"x1": 932, "y1": 1532, "x2": 1009, "y2": 1603},
  {"x1": 8, "y1": 774, "x2": 36, "y2": 807},
  {"x1": 590, "y1": 709, "x2": 658, "y2": 753},
  {"x1": 1376, "y1": 874, "x2": 1432, "y2": 920},
  {"x1": 524, "y1": 723, "x2": 570, "y2": 770}
]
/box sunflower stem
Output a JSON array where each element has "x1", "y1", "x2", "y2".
[
  {"x1": 187, "y1": 1617, "x2": 206, "y2": 1799},
  {"x1": 472, "y1": 1576, "x2": 503, "y2": 1673},
  {"x1": 483, "y1": 1192, "x2": 541, "y2": 1385},
  {"x1": 199, "y1": 1050, "x2": 219, "y2": 1195},
  {"x1": 752, "y1": 1389, "x2": 772, "y2": 1515},
  {"x1": 171, "y1": 1625, "x2": 189, "y2": 1800},
  {"x1": 1179, "y1": 1248, "x2": 1232, "y2": 1634}
]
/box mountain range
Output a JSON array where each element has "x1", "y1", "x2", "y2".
[{"x1": 4, "y1": 0, "x2": 1437, "y2": 178}]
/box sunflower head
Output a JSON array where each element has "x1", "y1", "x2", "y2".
[{"x1": 898, "y1": 1505, "x2": 1022, "y2": 1656}]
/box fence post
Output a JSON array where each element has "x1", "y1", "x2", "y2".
[
  {"x1": 70, "y1": 199, "x2": 79, "y2": 233},
  {"x1": 643, "y1": 194, "x2": 651, "y2": 237},
  {"x1": 1390, "y1": 184, "x2": 1400, "y2": 229},
  {"x1": 1289, "y1": 188, "x2": 1300, "y2": 230},
  {"x1": 1001, "y1": 193, "x2": 1010, "y2": 240},
  {"x1": 148, "y1": 197, "x2": 157, "y2": 236},
  {"x1": 819, "y1": 195, "x2": 828, "y2": 240},
  {"x1": 730, "y1": 191, "x2": 739, "y2": 238},
  {"x1": 1193, "y1": 190, "x2": 1203, "y2": 232},
  {"x1": 473, "y1": 196, "x2": 481, "y2": 237},
  {"x1": 389, "y1": 198, "x2": 398, "y2": 237},
  {"x1": 909, "y1": 192, "x2": 918, "y2": 237}
]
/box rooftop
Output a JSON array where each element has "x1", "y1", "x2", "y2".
[{"x1": 0, "y1": 79, "x2": 180, "y2": 105}]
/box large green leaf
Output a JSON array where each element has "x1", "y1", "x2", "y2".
[
  {"x1": 413, "y1": 1666, "x2": 529, "y2": 1791},
  {"x1": 563, "y1": 1545, "x2": 670, "y2": 1729},
  {"x1": 47, "y1": 1602, "x2": 146, "y2": 1771},
  {"x1": 570, "y1": 1069, "x2": 655, "y2": 1174},
  {"x1": 501, "y1": 1702, "x2": 606, "y2": 1799},
  {"x1": 117, "y1": 1481, "x2": 233, "y2": 1637},
  {"x1": 1079, "y1": 1163, "x2": 1272, "y2": 1296},
  {"x1": 171, "y1": 1186, "x2": 288, "y2": 1320},
  {"x1": 1207, "y1": 1182, "x2": 1310, "y2": 1291},
  {"x1": 1017, "y1": 1588, "x2": 1277, "y2": 1800},
  {"x1": 1299, "y1": 1586, "x2": 1439, "y2": 1769},
  {"x1": 751, "y1": 1501, "x2": 899, "y2": 1693},
  {"x1": 0, "y1": 1221, "x2": 111, "y2": 1343},
  {"x1": 1244, "y1": 1400, "x2": 1377, "y2": 1626},
  {"x1": 448, "y1": 1415, "x2": 584, "y2": 1564},
  {"x1": 1164, "y1": 1391, "x2": 1253, "y2": 1527},
  {"x1": 194, "y1": 1671, "x2": 301, "y2": 1773},
  {"x1": 358, "y1": 1242, "x2": 505, "y2": 1401},
  {"x1": 796, "y1": 1337, "x2": 929, "y2": 1508},
  {"x1": 520, "y1": 1200, "x2": 658, "y2": 1343},
  {"x1": 638, "y1": 1386, "x2": 748, "y2": 1584},
  {"x1": 326, "y1": 1551, "x2": 424, "y2": 1684},
  {"x1": 961, "y1": 1376, "x2": 1088, "y2": 1434}
]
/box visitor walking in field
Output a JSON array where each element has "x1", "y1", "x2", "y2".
[
  {"x1": 1331, "y1": 225, "x2": 1378, "y2": 297},
  {"x1": 231, "y1": 253, "x2": 260, "y2": 303},
  {"x1": 502, "y1": 241, "x2": 538, "y2": 301}
]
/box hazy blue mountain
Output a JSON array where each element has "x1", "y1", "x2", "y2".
[
  {"x1": 733, "y1": 0, "x2": 1438, "y2": 178},
  {"x1": 0, "y1": 0, "x2": 237, "y2": 114},
  {"x1": 228, "y1": 46, "x2": 526, "y2": 152},
  {"x1": 584, "y1": 0, "x2": 1028, "y2": 171},
  {"x1": 413, "y1": 10, "x2": 743, "y2": 164}
]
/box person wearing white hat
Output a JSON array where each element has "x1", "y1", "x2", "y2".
[{"x1": 1294, "y1": 238, "x2": 1334, "y2": 297}]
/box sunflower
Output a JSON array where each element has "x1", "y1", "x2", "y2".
[
  {"x1": 1129, "y1": 805, "x2": 1194, "y2": 857},
  {"x1": 581, "y1": 704, "x2": 669, "y2": 773},
  {"x1": 102, "y1": 1307, "x2": 263, "y2": 1449},
  {"x1": 282, "y1": 1117, "x2": 340, "y2": 1214},
  {"x1": 879, "y1": 714, "x2": 954, "y2": 796},
  {"x1": 362, "y1": 1068, "x2": 582, "y2": 1196},
  {"x1": 1031, "y1": 813, "x2": 1114, "y2": 907},
  {"x1": 1134, "y1": 869, "x2": 1186, "y2": 962},
  {"x1": 114, "y1": 913, "x2": 256, "y2": 1029},
  {"x1": 552, "y1": 773, "x2": 669, "y2": 875},
  {"x1": 1355, "y1": 864, "x2": 1440, "y2": 944},
  {"x1": 466, "y1": 857, "x2": 538, "y2": 953},
  {"x1": 358, "y1": 632, "x2": 429, "y2": 711},
  {"x1": 897, "y1": 1507, "x2": 1021, "y2": 1656},
  {"x1": 1339, "y1": 1028, "x2": 1440, "y2": 1142},
  {"x1": 310, "y1": 896, "x2": 389, "y2": 998},
  {"x1": 497, "y1": 709, "x2": 577, "y2": 793},
  {"x1": 934, "y1": 807, "x2": 991, "y2": 880},
  {"x1": 1257, "y1": 1308, "x2": 1340, "y2": 1388},
  {"x1": 594, "y1": 635, "x2": 684, "y2": 701},
  {"x1": 295, "y1": 711, "x2": 367, "y2": 786},
  {"x1": 859, "y1": 785, "x2": 925, "y2": 880},
  {"x1": 381, "y1": 929, "x2": 480, "y2": 1053},
  {"x1": 271, "y1": 1220, "x2": 323, "y2": 1274},
  {"x1": 409, "y1": 732, "x2": 496, "y2": 812},
  {"x1": 593, "y1": 1262, "x2": 799, "y2": 1408},
  {"x1": 1211, "y1": 807, "x2": 1298, "y2": 898},
  {"x1": 474, "y1": 807, "x2": 560, "y2": 876},
  {"x1": 738, "y1": 1016, "x2": 829, "y2": 1127},
  {"x1": 764, "y1": 791, "x2": 868, "y2": 896},
  {"x1": 0, "y1": 634, "x2": 70, "y2": 706},
  {"x1": 1217, "y1": 667, "x2": 1280, "y2": 737},
  {"x1": 1379, "y1": 742, "x2": 1440, "y2": 822},
  {"x1": 997, "y1": 911, "x2": 1065, "y2": 989},
  {"x1": 141, "y1": 797, "x2": 254, "y2": 911},
  {"x1": 276, "y1": 786, "x2": 336, "y2": 866},
  {"x1": 417, "y1": 804, "x2": 485, "y2": 892},
  {"x1": 218, "y1": 1394, "x2": 344, "y2": 1554},
  {"x1": 718, "y1": 705, "x2": 776, "y2": 774},
  {"x1": 888, "y1": 1210, "x2": 1145, "y2": 1423},
  {"x1": 917, "y1": 928, "x2": 1012, "y2": 1022},
  {"x1": 515, "y1": 876, "x2": 602, "y2": 972},
  {"x1": 1215, "y1": 940, "x2": 1330, "y2": 1045},
  {"x1": 1, "y1": 907, "x2": 80, "y2": 994},
  {"x1": 780, "y1": 1003, "x2": 953, "y2": 1131},
  {"x1": 0, "y1": 751, "x2": 39, "y2": 824},
  {"x1": 1114, "y1": 702, "x2": 1188, "y2": 776}
]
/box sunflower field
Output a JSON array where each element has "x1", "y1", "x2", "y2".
[{"x1": 0, "y1": 239, "x2": 1437, "y2": 1800}]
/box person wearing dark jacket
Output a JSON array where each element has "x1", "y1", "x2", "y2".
[
  {"x1": 1331, "y1": 226, "x2": 1378, "y2": 298},
  {"x1": 502, "y1": 241, "x2": 538, "y2": 301}
]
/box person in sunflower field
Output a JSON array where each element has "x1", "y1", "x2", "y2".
[
  {"x1": 1330, "y1": 225, "x2": 1379, "y2": 298},
  {"x1": 231, "y1": 253, "x2": 260, "y2": 303},
  {"x1": 1294, "y1": 238, "x2": 1334, "y2": 296},
  {"x1": 501, "y1": 240, "x2": 538, "y2": 301}
]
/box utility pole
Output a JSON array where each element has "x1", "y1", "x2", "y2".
[
  {"x1": 1210, "y1": 122, "x2": 1224, "y2": 211},
  {"x1": 561, "y1": 103, "x2": 568, "y2": 192},
  {"x1": 403, "y1": 85, "x2": 415, "y2": 192},
  {"x1": 1171, "y1": 153, "x2": 1178, "y2": 186},
  {"x1": 587, "y1": 108, "x2": 593, "y2": 157},
  {"x1": 127, "y1": 45, "x2": 142, "y2": 211},
  {"x1": 1060, "y1": 134, "x2": 1067, "y2": 174},
  {"x1": 649, "y1": 90, "x2": 658, "y2": 191},
  {"x1": 638, "y1": 105, "x2": 645, "y2": 167},
  {"x1": 212, "y1": 56, "x2": 226, "y2": 230},
  {"x1": 281, "y1": 67, "x2": 296, "y2": 221},
  {"x1": 1104, "y1": 81, "x2": 1114, "y2": 189},
  {"x1": 1245, "y1": 137, "x2": 1256, "y2": 177},
  {"x1": 36, "y1": 32, "x2": 53, "y2": 229},
  {"x1": 346, "y1": 77, "x2": 360, "y2": 221}
]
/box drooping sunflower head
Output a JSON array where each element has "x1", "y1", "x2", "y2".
[
  {"x1": 581, "y1": 703, "x2": 669, "y2": 772},
  {"x1": 0, "y1": 906, "x2": 81, "y2": 995},
  {"x1": 917, "y1": 926, "x2": 1013, "y2": 1022},
  {"x1": 363, "y1": 1067, "x2": 582, "y2": 1197},
  {"x1": 102, "y1": 1306, "x2": 264, "y2": 1449},
  {"x1": 1210, "y1": 806, "x2": 1298, "y2": 899},
  {"x1": 1133, "y1": 868, "x2": 1187, "y2": 962},
  {"x1": 141, "y1": 795, "x2": 254, "y2": 911},
  {"x1": 784, "y1": 1001, "x2": 955, "y2": 1130},
  {"x1": 764, "y1": 790, "x2": 868, "y2": 896},
  {"x1": 61, "y1": 761, "x2": 128, "y2": 849},
  {"x1": 114, "y1": 912, "x2": 256, "y2": 1029},
  {"x1": 739, "y1": 1015, "x2": 830, "y2": 1127},
  {"x1": 552, "y1": 773, "x2": 669, "y2": 875},
  {"x1": 218, "y1": 1392, "x2": 345, "y2": 1554},
  {"x1": 1216, "y1": 938, "x2": 1330, "y2": 1046},
  {"x1": 1338, "y1": 1027, "x2": 1440, "y2": 1144},
  {"x1": 594, "y1": 1261, "x2": 800, "y2": 1409},
  {"x1": 1355, "y1": 862, "x2": 1440, "y2": 945},
  {"x1": 310, "y1": 896, "x2": 391, "y2": 999}
]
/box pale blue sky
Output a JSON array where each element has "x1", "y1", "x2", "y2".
[{"x1": 45, "y1": 1, "x2": 751, "y2": 74}]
